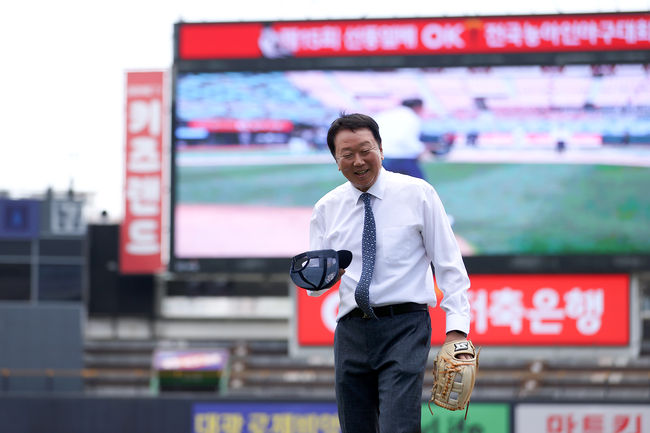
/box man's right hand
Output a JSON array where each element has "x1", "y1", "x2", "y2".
[{"x1": 334, "y1": 268, "x2": 346, "y2": 285}]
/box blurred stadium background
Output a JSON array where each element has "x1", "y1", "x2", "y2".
[{"x1": 2, "y1": 7, "x2": 650, "y2": 433}]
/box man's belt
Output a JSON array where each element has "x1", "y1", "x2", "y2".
[{"x1": 345, "y1": 302, "x2": 428, "y2": 319}]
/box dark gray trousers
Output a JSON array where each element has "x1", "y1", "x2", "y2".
[{"x1": 334, "y1": 310, "x2": 431, "y2": 433}]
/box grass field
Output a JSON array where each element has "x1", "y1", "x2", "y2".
[{"x1": 175, "y1": 160, "x2": 650, "y2": 255}]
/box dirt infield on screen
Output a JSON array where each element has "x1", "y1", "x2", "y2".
[{"x1": 174, "y1": 158, "x2": 650, "y2": 258}]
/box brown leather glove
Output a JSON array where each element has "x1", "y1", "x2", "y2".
[{"x1": 428, "y1": 339, "x2": 480, "y2": 419}]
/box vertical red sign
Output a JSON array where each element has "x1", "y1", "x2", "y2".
[{"x1": 120, "y1": 71, "x2": 165, "y2": 274}]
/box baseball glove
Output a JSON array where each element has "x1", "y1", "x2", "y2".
[{"x1": 428, "y1": 339, "x2": 479, "y2": 419}]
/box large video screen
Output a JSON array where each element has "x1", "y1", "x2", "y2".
[{"x1": 172, "y1": 63, "x2": 650, "y2": 271}]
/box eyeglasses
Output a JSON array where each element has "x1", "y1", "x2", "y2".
[{"x1": 336, "y1": 147, "x2": 378, "y2": 162}]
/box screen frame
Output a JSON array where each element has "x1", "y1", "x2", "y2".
[{"x1": 170, "y1": 14, "x2": 650, "y2": 274}]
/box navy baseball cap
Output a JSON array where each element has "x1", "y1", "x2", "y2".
[{"x1": 290, "y1": 249, "x2": 352, "y2": 290}]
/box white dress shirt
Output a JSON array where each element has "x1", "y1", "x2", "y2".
[
  {"x1": 309, "y1": 168, "x2": 471, "y2": 334},
  {"x1": 374, "y1": 106, "x2": 425, "y2": 159}
]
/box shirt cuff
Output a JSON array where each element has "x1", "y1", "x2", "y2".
[
  {"x1": 306, "y1": 288, "x2": 329, "y2": 297},
  {"x1": 445, "y1": 312, "x2": 470, "y2": 335}
]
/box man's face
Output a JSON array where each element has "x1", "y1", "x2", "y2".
[{"x1": 334, "y1": 128, "x2": 383, "y2": 192}]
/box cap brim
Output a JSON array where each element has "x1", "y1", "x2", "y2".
[{"x1": 337, "y1": 250, "x2": 352, "y2": 269}]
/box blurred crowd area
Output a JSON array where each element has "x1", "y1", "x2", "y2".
[{"x1": 175, "y1": 64, "x2": 650, "y2": 151}]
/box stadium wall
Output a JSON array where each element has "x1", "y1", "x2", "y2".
[{"x1": 0, "y1": 395, "x2": 649, "y2": 433}]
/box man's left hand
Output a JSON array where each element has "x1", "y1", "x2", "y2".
[{"x1": 444, "y1": 331, "x2": 471, "y2": 359}]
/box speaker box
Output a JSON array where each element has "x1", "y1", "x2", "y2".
[{"x1": 87, "y1": 224, "x2": 154, "y2": 317}]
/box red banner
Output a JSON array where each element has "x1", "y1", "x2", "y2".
[
  {"x1": 120, "y1": 71, "x2": 166, "y2": 274},
  {"x1": 187, "y1": 118, "x2": 293, "y2": 133},
  {"x1": 296, "y1": 274, "x2": 630, "y2": 346},
  {"x1": 179, "y1": 13, "x2": 650, "y2": 60}
]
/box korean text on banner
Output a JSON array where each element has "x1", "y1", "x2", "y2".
[
  {"x1": 296, "y1": 274, "x2": 630, "y2": 347},
  {"x1": 178, "y1": 13, "x2": 650, "y2": 60},
  {"x1": 120, "y1": 71, "x2": 165, "y2": 274},
  {"x1": 515, "y1": 404, "x2": 650, "y2": 433}
]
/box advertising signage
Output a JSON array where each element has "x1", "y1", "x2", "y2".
[
  {"x1": 193, "y1": 401, "x2": 340, "y2": 433},
  {"x1": 515, "y1": 404, "x2": 650, "y2": 433},
  {"x1": 121, "y1": 71, "x2": 166, "y2": 274},
  {"x1": 296, "y1": 274, "x2": 630, "y2": 347},
  {"x1": 177, "y1": 13, "x2": 650, "y2": 60},
  {"x1": 192, "y1": 401, "x2": 510, "y2": 433}
]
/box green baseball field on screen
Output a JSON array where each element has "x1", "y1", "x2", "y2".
[{"x1": 175, "y1": 161, "x2": 650, "y2": 256}]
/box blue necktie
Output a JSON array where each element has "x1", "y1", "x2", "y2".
[{"x1": 355, "y1": 192, "x2": 377, "y2": 319}]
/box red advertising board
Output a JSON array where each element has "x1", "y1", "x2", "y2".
[
  {"x1": 296, "y1": 274, "x2": 629, "y2": 346},
  {"x1": 515, "y1": 404, "x2": 650, "y2": 433},
  {"x1": 178, "y1": 13, "x2": 650, "y2": 60},
  {"x1": 120, "y1": 71, "x2": 165, "y2": 274}
]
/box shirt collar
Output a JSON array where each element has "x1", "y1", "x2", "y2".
[{"x1": 350, "y1": 168, "x2": 387, "y2": 202}]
